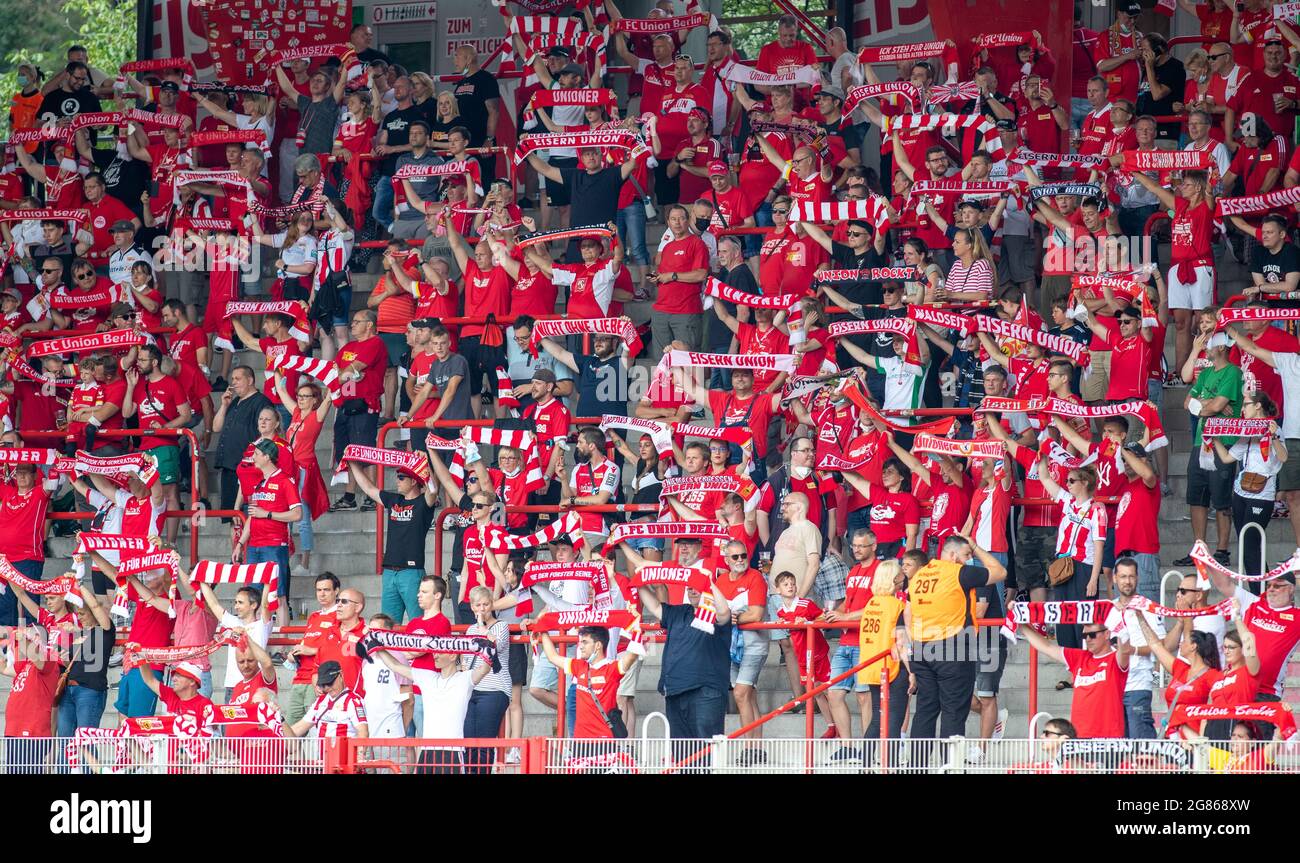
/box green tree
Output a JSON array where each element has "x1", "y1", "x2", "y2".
[
  {"x1": 720, "y1": 0, "x2": 835, "y2": 60},
  {"x1": 2, "y1": 0, "x2": 136, "y2": 134}
]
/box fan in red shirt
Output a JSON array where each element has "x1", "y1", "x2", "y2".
[
  {"x1": 522, "y1": 369, "x2": 572, "y2": 487},
  {"x1": 668, "y1": 109, "x2": 723, "y2": 206},
  {"x1": 126, "y1": 124, "x2": 191, "y2": 221},
  {"x1": 314, "y1": 588, "x2": 369, "y2": 694},
  {"x1": 530, "y1": 624, "x2": 638, "y2": 740},
  {"x1": 1016, "y1": 75, "x2": 1070, "y2": 154},
  {"x1": 651, "y1": 205, "x2": 710, "y2": 334},
  {"x1": 773, "y1": 572, "x2": 835, "y2": 727},
  {"x1": 79, "y1": 175, "x2": 138, "y2": 255},
  {"x1": 1020, "y1": 620, "x2": 1132, "y2": 738},
  {"x1": 1084, "y1": 305, "x2": 1153, "y2": 401},
  {"x1": 1223, "y1": 114, "x2": 1287, "y2": 203},
  {"x1": 705, "y1": 164, "x2": 756, "y2": 232},
  {"x1": 235, "y1": 440, "x2": 303, "y2": 571},
  {"x1": 1229, "y1": 310, "x2": 1297, "y2": 412},
  {"x1": 1230, "y1": 43, "x2": 1299, "y2": 139},
  {"x1": 1095, "y1": 7, "x2": 1142, "y2": 101},
  {"x1": 821, "y1": 532, "x2": 881, "y2": 732},
  {"x1": 842, "y1": 459, "x2": 921, "y2": 559},
  {"x1": 758, "y1": 202, "x2": 796, "y2": 293},
  {"x1": 140, "y1": 660, "x2": 216, "y2": 731},
  {"x1": 0, "y1": 625, "x2": 61, "y2": 757},
  {"x1": 226, "y1": 637, "x2": 280, "y2": 737},
  {"x1": 778, "y1": 225, "x2": 829, "y2": 298}
]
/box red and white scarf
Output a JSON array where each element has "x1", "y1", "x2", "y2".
[
  {"x1": 928, "y1": 81, "x2": 981, "y2": 105},
  {"x1": 26, "y1": 328, "x2": 145, "y2": 359},
  {"x1": 1214, "y1": 185, "x2": 1300, "y2": 218},
  {"x1": 907, "y1": 305, "x2": 976, "y2": 333},
  {"x1": 123, "y1": 629, "x2": 246, "y2": 671},
  {"x1": 267, "y1": 354, "x2": 342, "y2": 405},
  {"x1": 667, "y1": 349, "x2": 796, "y2": 372},
  {"x1": 880, "y1": 113, "x2": 1005, "y2": 161},
  {"x1": 73, "y1": 451, "x2": 159, "y2": 489},
  {"x1": 975, "y1": 31, "x2": 1036, "y2": 49},
  {"x1": 187, "y1": 129, "x2": 269, "y2": 154},
  {"x1": 857, "y1": 41, "x2": 959, "y2": 69},
  {"x1": 47, "y1": 284, "x2": 125, "y2": 311},
  {"x1": 1215, "y1": 305, "x2": 1300, "y2": 331},
  {"x1": 910, "y1": 179, "x2": 1017, "y2": 201},
  {"x1": 660, "y1": 475, "x2": 743, "y2": 498},
  {"x1": 1168, "y1": 702, "x2": 1299, "y2": 741},
  {"x1": 815, "y1": 267, "x2": 919, "y2": 284},
  {"x1": 703, "y1": 278, "x2": 801, "y2": 310},
  {"x1": 604, "y1": 520, "x2": 731, "y2": 553},
  {"x1": 210, "y1": 701, "x2": 285, "y2": 736},
  {"x1": 337, "y1": 445, "x2": 431, "y2": 484},
  {"x1": 1119, "y1": 149, "x2": 1212, "y2": 175},
  {"x1": 843, "y1": 82, "x2": 920, "y2": 117},
  {"x1": 671, "y1": 423, "x2": 753, "y2": 446},
  {"x1": 224, "y1": 300, "x2": 311, "y2": 342},
  {"x1": 518, "y1": 562, "x2": 613, "y2": 616},
  {"x1": 1125, "y1": 595, "x2": 1234, "y2": 619},
  {"x1": 912, "y1": 433, "x2": 1004, "y2": 460},
  {"x1": 76, "y1": 533, "x2": 152, "y2": 555},
  {"x1": 514, "y1": 130, "x2": 640, "y2": 165},
  {"x1": 841, "y1": 381, "x2": 958, "y2": 436},
  {"x1": 722, "y1": 64, "x2": 822, "y2": 88},
  {"x1": 1202, "y1": 418, "x2": 1272, "y2": 439},
  {"x1": 524, "y1": 87, "x2": 618, "y2": 117},
  {"x1": 488, "y1": 511, "x2": 586, "y2": 552},
  {"x1": 190, "y1": 560, "x2": 281, "y2": 612},
  {"x1": 0, "y1": 558, "x2": 80, "y2": 606},
  {"x1": 631, "y1": 566, "x2": 717, "y2": 632},
  {"x1": 1190, "y1": 539, "x2": 1300, "y2": 583},
  {"x1": 529, "y1": 317, "x2": 642, "y2": 359},
  {"x1": 1042, "y1": 397, "x2": 1168, "y2": 451},
  {"x1": 116, "y1": 551, "x2": 182, "y2": 581},
  {"x1": 446, "y1": 426, "x2": 545, "y2": 494},
  {"x1": 975, "y1": 316, "x2": 1087, "y2": 362},
  {"x1": 0, "y1": 208, "x2": 89, "y2": 227},
  {"x1": 534, "y1": 608, "x2": 637, "y2": 631},
  {"x1": 598, "y1": 415, "x2": 673, "y2": 459},
  {"x1": 789, "y1": 196, "x2": 892, "y2": 233},
  {"x1": 0, "y1": 448, "x2": 56, "y2": 466},
  {"x1": 613, "y1": 10, "x2": 711, "y2": 32},
  {"x1": 1001, "y1": 600, "x2": 1115, "y2": 641}
]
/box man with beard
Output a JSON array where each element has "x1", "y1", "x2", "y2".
[{"x1": 538, "y1": 331, "x2": 631, "y2": 420}]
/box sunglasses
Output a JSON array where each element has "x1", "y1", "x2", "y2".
[
  {"x1": 847, "y1": 231, "x2": 868, "y2": 238},
  {"x1": 1040, "y1": 730, "x2": 1064, "y2": 738},
  {"x1": 727, "y1": 553, "x2": 748, "y2": 561},
  {"x1": 41, "y1": 268, "x2": 60, "y2": 274},
  {"x1": 771, "y1": 208, "x2": 790, "y2": 215},
  {"x1": 1082, "y1": 630, "x2": 1107, "y2": 640},
  {"x1": 1176, "y1": 587, "x2": 1202, "y2": 595},
  {"x1": 1208, "y1": 53, "x2": 1228, "y2": 60},
  {"x1": 1067, "y1": 477, "x2": 1084, "y2": 485},
  {"x1": 75, "y1": 272, "x2": 95, "y2": 280},
  {"x1": 471, "y1": 502, "x2": 491, "y2": 510}
]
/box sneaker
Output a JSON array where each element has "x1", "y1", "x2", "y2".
[
  {"x1": 1213, "y1": 549, "x2": 1231, "y2": 565},
  {"x1": 211, "y1": 376, "x2": 228, "y2": 392},
  {"x1": 330, "y1": 495, "x2": 358, "y2": 512},
  {"x1": 1160, "y1": 481, "x2": 1173, "y2": 497},
  {"x1": 1172, "y1": 555, "x2": 1195, "y2": 566},
  {"x1": 505, "y1": 746, "x2": 521, "y2": 765},
  {"x1": 108, "y1": 649, "x2": 123, "y2": 668},
  {"x1": 1275, "y1": 499, "x2": 1291, "y2": 520},
  {"x1": 966, "y1": 744, "x2": 984, "y2": 764},
  {"x1": 788, "y1": 701, "x2": 806, "y2": 714},
  {"x1": 828, "y1": 745, "x2": 862, "y2": 762},
  {"x1": 992, "y1": 708, "x2": 1008, "y2": 741},
  {"x1": 820, "y1": 725, "x2": 839, "y2": 740},
  {"x1": 360, "y1": 498, "x2": 376, "y2": 512},
  {"x1": 737, "y1": 748, "x2": 768, "y2": 767}
]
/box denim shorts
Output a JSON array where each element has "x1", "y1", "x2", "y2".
[
  {"x1": 626, "y1": 536, "x2": 664, "y2": 553},
  {"x1": 330, "y1": 287, "x2": 353, "y2": 328},
  {"x1": 729, "y1": 630, "x2": 768, "y2": 687},
  {"x1": 765, "y1": 594, "x2": 790, "y2": 641},
  {"x1": 830, "y1": 645, "x2": 870, "y2": 692}
]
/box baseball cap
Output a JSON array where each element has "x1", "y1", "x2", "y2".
[
  {"x1": 316, "y1": 660, "x2": 343, "y2": 687},
  {"x1": 546, "y1": 46, "x2": 572, "y2": 58},
  {"x1": 0, "y1": 287, "x2": 21, "y2": 301},
  {"x1": 818, "y1": 85, "x2": 845, "y2": 102},
  {"x1": 109, "y1": 301, "x2": 134, "y2": 319},
  {"x1": 995, "y1": 118, "x2": 1017, "y2": 131},
  {"x1": 548, "y1": 535, "x2": 575, "y2": 548},
  {"x1": 532, "y1": 368, "x2": 558, "y2": 384},
  {"x1": 559, "y1": 63, "x2": 585, "y2": 79},
  {"x1": 109, "y1": 219, "x2": 135, "y2": 233},
  {"x1": 1279, "y1": 572, "x2": 1297, "y2": 585},
  {"x1": 707, "y1": 160, "x2": 729, "y2": 176},
  {"x1": 1121, "y1": 1, "x2": 1141, "y2": 15},
  {"x1": 160, "y1": 80, "x2": 180, "y2": 92}
]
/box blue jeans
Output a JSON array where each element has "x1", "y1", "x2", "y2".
[
  {"x1": 708, "y1": 368, "x2": 733, "y2": 390},
  {"x1": 616, "y1": 199, "x2": 649, "y2": 265},
  {"x1": 566, "y1": 680, "x2": 577, "y2": 736},
  {"x1": 1124, "y1": 689, "x2": 1156, "y2": 739},
  {"x1": 665, "y1": 685, "x2": 726, "y2": 770},
  {"x1": 371, "y1": 175, "x2": 395, "y2": 228},
  {"x1": 0, "y1": 559, "x2": 42, "y2": 626},
  {"x1": 247, "y1": 544, "x2": 291, "y2": 586},
  {"x1": 296, "y1": 467, "x2": 315, "y2": 552},
  {"x1": 56, "y1": 685, "x2": 108, "y2": 736},
  {"x1": 748, "y1": 201, "x2": 773, "y2": 257},
  {"x1": 1071, "y1": 97, "x2": 1091, "y2": 129},
  {"x1": 382, "y1": 567, "x2": 424, "y2": 624},
  {"x1": 1133, "y1": 552, "x2": 1161, "y2": 603},
  {"x1": 114, "y1": 667, "x2": 159, "y2": 718}
]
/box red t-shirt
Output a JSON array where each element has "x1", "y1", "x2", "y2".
[
  {"x1": 566, "y1": 655, "x2": 624, "y2": 739},
  {"x1": 708, "y1": 185, "x2": 755, "y2": 231},
  {"x1": 1101, "y1": 330, "x2": 1153, "y2": 402},
  {"x1": 715, "y1": 566, "x2": 767, "y2": 615},
  {"x1": 259, "y1": 336, "x2": 303, "y2": 401},
  {"x1": 246, "y1": 468, "x2": 302, "y2": 547},
  {"x1": 653, "y1": 234, "x2": 709, "y2": 314},
  {"x1": 84, "y1": 194, "x2": 136, "y2": 253},
  {"x1": 0, "y1": 483, "x2": 48, "y2": 562},
  {"x1": 292, "y1": 608, "x2": 337, "y2": 685},
  {"x1": 969, "y1": 481, "x2": 1013, "y2": 554},
  {"x1": 1014, "y1": 446, "x2": 1068, "y2": 528},
  {"x1": 777, "y1": 597, "x2": 830, "y2": 683},
  {"x1": 135, "y1": 372, "x2": 188, "y2": 450},
  {"x1": 1114, "y1": 476, "x2": 1160, "y2": 555},
  {"x1": 813, "y1": 403, "x2": 863, "y2": 465},
  {"x1": 1170, "y1": 196, "x2": 1214, "y2": 265},
  {"x1": 1095, "y1": 29, "x2": 1140, "y2": 101},
  {"x1": 5, "y1": 659, "x2": 59, "y2": 737},
  {"x1": 159, "y1": 687, "x2": 216, "y2": 727},
  {"x1": 336, "y1": 336, "x2": 388, "y2": 412},
  {"x1": 316, "y1": 619, "x2": 366, "y2": 695},
  {"x1": 1241, "y1": 593, "x2": 1300, "y2": 696},
  {"x1": 1231, "y1": 70, "x2": 1300, "y2": 138},
  {"x1": 509, "y1": 269, "x2": 558, "y2": 318},
  {"x1": 735, "y1": 323, "x2": 790, "y2": 393},
  {"x1": 487, "y1": 467, "x2": 531, "y2": 530},
  {"x1": 121, "y1": 492, "x2": 165, "y2": 540},
  {"x1": 778, "y1": 235, "x2": 828, "y2": 297},
  {"x1": 759, "y1": 226, "x2": 794, "y2": 294},
  {"x1": 656, "y1": 83, "x2": 708, "y2": 159},
  {"x1": 839, "y1": 561, "x2": 877, "y2": 647},
  {"x1": 866, "y1": 485, "x2": 920, "y2": 546},
  {"x1": 1164, "y1": 657, "x2": 1221, "y2": 717},
  {"x1": 1234, "y1": 7, "x2": 1276, "y2": 69},
  {"x1": 1078, "y1": 106, "x2": 1116, "y2": 156},
  {"x1": 1064, "y1": 647, "x2": 1128, "y2": 738},
  {"x1": 783, "y1": 165, "x2": 830, "y2": 209},
  {"x1": 674, "y1": 135, "x2": 723, "y2": 206},
  {"x1": 708, "y1": 390, "x2": 775, "y2": 458},
  {"x1": 522, "y1": 397, "x2": 571, "y2": 476},
  {"x1": 462, "y1": 523, "x2": 508, "y2": 593},
  {"x1": 460, "y1": 262, "x2": 512, "y2": 339},
  {"x1": 756, "y1": 39, "x2": 818, "y2": 75},
  {"x1": 405, "y1": 613, "x2": 452, "y2": 672},
  {"x1": 1208, "y1": 664, "x2": 1260, "y2": 705},
  {"x1": 1227, "y1": 135, "x2": 1287, "y2": 197},
  {"x1": 925, "y1": 474, "x2": 972, "y2": 547},
  {"x1": 1017, "y1": 102, "x2": 1064, "y2": 154},
  {"x1": 128, "y1": 582, "x2": 175, "y2": 649}
]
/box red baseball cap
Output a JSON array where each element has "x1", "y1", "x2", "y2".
[{"x1": 707, "y1": 160, "x2": 729, "y2": 176}]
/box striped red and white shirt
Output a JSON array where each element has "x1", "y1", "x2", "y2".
[
  {"x1": 1053, "y1": 490, "x2": 1108, "y2": 565},
  {"x1": 306, "y1": 689, "x2": 367, "y2": 737},
  {"x1": 944, "y1": 258, "x2": 994, "y2": 298}
]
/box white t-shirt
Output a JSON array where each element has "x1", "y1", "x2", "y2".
[
  {"x1": 362, "y1": 659, "x2": 409, "y2": 738},
  {"x1": 409, "y1": 666, "x2": 474, "y2": 746},
  {"x1": 877, "y1": 355, "x2": 926, "y2": 413},
  {"x1": 1273, "y1": 352, "x2": 1300, "y2": 439},
  {"x1": 1105, "y1": 603, "x2": 1165, "y2": 692},
  {"x1": 271, "y1": 232, "x2": 319, "y2": 269},
  {"x1": 219, "y1": 612, "x2": 272, "y2": 689},
  {"x1": 85, "y1": 488, "x2": 128, "y2": 567}
]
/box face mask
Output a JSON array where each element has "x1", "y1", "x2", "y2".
[
  {"x1": 16, "y1": 75, "x2": 28, "y2": 87},
  {"x1": 694, "y1": 218, "x2": 711, "y2": 233},
  {"x1": 791, "y1": 464, "x2": 812, "y2": 480}
]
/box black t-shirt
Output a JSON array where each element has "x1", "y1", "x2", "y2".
[
  {"x1": 377, "y1": 105, "x2": 427, "y2": 176},
  {"x1": 657, "y1": 603, "x2": 732, "y2": 696},
  {"x1": 562, "y1": 165, "x2": 625, "y2": 227},
  {"x1": 380, "y1": 490, "x2": 437, "y2": 569},
  {"x1": 453, "y1": 69, "x2": 501, "y2": 145},
  {"x1": 357, "y1": 48, "x2": 391, "y2": 65},
  {"x1": 38, "y1": 86, "x2": 102, "y2": 150},
  {"x1": 575, "y1": 353, "x2": 626, "y2": 419},
  {"x1": 1252, "y1": 242, "x2": 1300, "y2": 283},
  {"x1": 709, "y1": 264, "x2": 759, "y2": 352},
  {"x1": 91, "y1": 148, "x2": 149, "y2": 219},
  {"x1": 67, "y1": 619, "x2": 116, "y2": 691},
  {"x1": 827, "y1": 243, "x2": 884, "y2": 304},
  {"x1": 1136, "y1": 56, "x2": 1186, "y2": 139},
  {"x1": 295, "y1": 95, "x2": 341, "y2": 162}
]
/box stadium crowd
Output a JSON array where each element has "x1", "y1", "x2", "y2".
[{"x1": 0, "y1": 0, "x2": 1299, "y2": 772}]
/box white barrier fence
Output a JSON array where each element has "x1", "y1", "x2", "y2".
[{"x1": 2, "y1": 736, "x2": 328, "y2": 775}]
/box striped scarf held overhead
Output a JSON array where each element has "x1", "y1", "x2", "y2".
[
  {"x1": 598, "y1": 415, "x2": 673, "y2": 459},
  {"x1": 630, "y1": 566, "x2": 717, "y2": 632},
  {"x1": 488, "y1": 511, "x2": 586, "y2": 552},
  {"x1": 911, "y1": 434, "x2": 1004, "y2": 460},
  {"x1": 267, "y1": 353, "x2": 342, "y2": 405},
  {"x1": 445, "y1": 426, "x2": 545, "y2": 494},
  {"x1": 787, "y1": 196, "x2": 892, "y2": 233},
  {"x1": 0, "y1": 557, "x2": 81, "y2": 606},
  {"x1": 1189, "y1": 538, "x2": 1300, "y2": 583},
  {"x1": 1001, "y1": 600, "x2": 1115, "y2": 641},
  {"x1": 516, "y1": 562, "x2": 611, "y2": 616},
  {"x1": 224, "y1": 300, "x2": 311, "y2": 342},
  {"x1": 1041, "y1": 397, "x2": 1168, "y2": 451},
  {"x1": 603, "y1": 520, "x2": 731, "y2": 553},
  {"x1": 928, "y1": 81, "x2": 981, "y2": 105},
  {"x1": 122, "y1": 629, "x2": 247, "y2": 671},
  {"x1": 843, "y1": 82, "x2": 920, "y2": 118},
  {"x1": 881, "y1": 113, "x2": 1006, "y2": 162},
  {"x1": 190, "y1": 560, "x2": 281, "y2": 612},
  {"x1": 528, "y1": 317, "x2": 643, "y2": 359}
]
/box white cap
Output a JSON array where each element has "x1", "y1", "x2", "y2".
[{"x1": 1208, "y1": 333, "x2": 1231, "y2": 350}]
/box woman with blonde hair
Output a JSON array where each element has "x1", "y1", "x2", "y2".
[
  {"x1": 429, "y1": 90, "x2": 462, "y2": 152},
  {"x1": 1172, "y1": 49, "x2": 1211, "y2": 130},
  {"x1": 857, "y1": 559, "x2": 912, "y2": 742},
  {"x1": 462, "y1": 584, "x2": 512, "y2": 772},
  {"x1": 193, "y1": 90, "x2": 274, "y2": 176},
  {"x1": 940, "y1": 226, "x2": 996, "y2": 302},
  {"x1": 409, "y1": 72, "x2": 436, "y2": 117}
]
